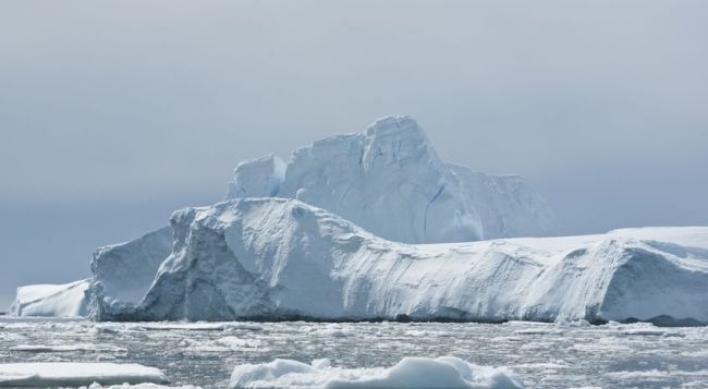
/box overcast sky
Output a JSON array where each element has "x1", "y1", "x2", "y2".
[{"x1": 1, "y1": 0, "x2": 707, "y2": 309}]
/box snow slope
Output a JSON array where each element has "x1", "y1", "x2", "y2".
[
  {"x1": 8, "y1": 279, "x2": 90, "y2": 318},
  {"x1": 227, "y1": 116, "x2": 557, "y2": 243},
  {"x1": 97, "y1": 198, "x2": 708, "y2": 325}
]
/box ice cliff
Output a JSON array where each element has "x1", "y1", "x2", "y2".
[
  {"x1": 227, "y1": 116, "x2": 557, "y2": 243},
  {"x1": 95, "y1": 198, "x2": 708, "y2": 325},
  {"x1": 86, "y1": 226, "x2": 173, "y2": 317}
]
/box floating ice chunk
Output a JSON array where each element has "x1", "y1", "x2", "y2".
[
  {"x1": 230, "y1": 359, "x2": 315, "y2": 388},
  {"x1": 0, "y1": 363, "x2": 168, "y2": 387},
  {"x1": 229, "y1": 356, "x2": 524, "y2": 389}
]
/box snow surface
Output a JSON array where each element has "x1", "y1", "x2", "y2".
[
  {"x1": 227, "y1": 116, "x2": 557, "y2": 244},
  {"x1": 8, "y1": 279, "x2": 90, "y2": 317},
  {"x1": 229, "y1": 357, "x2": 524, "y2": 389},
  {"x1": 0, "y1": 363, "x2": 168, "y2": 387},
  {"x1": 95, "y1": 198, "x2": 708, "y2": 324}
]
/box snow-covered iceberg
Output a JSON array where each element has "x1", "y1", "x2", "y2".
[
  {"x1": 96, "y1": 198, "x2": 708, "y2": 325},
  {"x1": 229, "y1": 357, "x2": 524, "y2": 389},
  {"x1": 227, "y1": 116, "x2": 558, "y2": 244},
  {"x1": 8, "y1": 279, "x2": 91, "y2": 318}
]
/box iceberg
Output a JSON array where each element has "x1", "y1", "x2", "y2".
[
  {"x1": 10, "y1": 117, "x2": 706, "y2": 325},
  {"x1": 96, "y1": 198, "x2": 708, "y2": 325},
  {"x1": 8, "y1": 116, "x2": 558, "y2": 318},
  {"x1": 8, "y1": 279, "x2": 91, "y2": 318},
  {"x1": 227, "y1": 116, "x2": 558, "y2": 244}
]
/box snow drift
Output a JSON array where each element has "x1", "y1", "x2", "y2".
[
  {"x1": 95, "y1": 198, "x2": 708, "y2": 325},
  {"x1": 229, "y1": 357, "x2": 524, "y2": 389},
  {"x1": 227, "y1": 116, "x2": 557, "y2": 244}
]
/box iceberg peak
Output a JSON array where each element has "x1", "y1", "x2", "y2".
[
  {"x1": 361, "y1": 115, "x2": 439, "y2": 173},
  {"x1": 227, "y1": 116, "x2": 557, "y2": 243},
  {"x1": 364, "y1": 115, "x2": 427, "y2": 142}
]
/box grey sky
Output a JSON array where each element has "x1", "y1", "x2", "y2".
[{"x1": 1, "y1": 1, "x2": 707, "y2": 309}]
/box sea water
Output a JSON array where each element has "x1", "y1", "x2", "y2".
[{"x1": 1, "y1": 318, "x2": 707, "y2": 389}]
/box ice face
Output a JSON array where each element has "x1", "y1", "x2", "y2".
[
  {"x1": 85, "y1": 226, "x2": 173, "y2": 319},
  {"x1": 227, "y1": 116, "x2": 558, "y2": 244},
  {"x1": 91, "y1": 226, "x2": 173, "y2": 305},
  {"x1": 97, "y1": 197, "x2": 708, "y2": 324}
]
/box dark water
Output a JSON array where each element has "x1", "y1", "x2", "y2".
[{"x1": 1, "y1": 319, "x2": 707, "y2": 389}]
